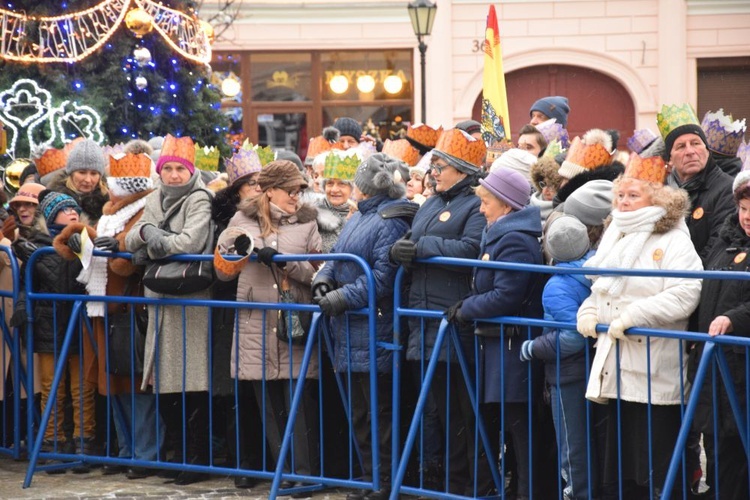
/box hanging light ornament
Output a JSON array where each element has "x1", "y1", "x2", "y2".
[
  {"x1": 133, "y1": 46, "x2": 152, "y2": 66},
  {"x1": 125, "y1": 7, "x2": 154, "y2": 38},
  {"x1": 135, "y1": 75, "x2": 148, "y2": 90},
  {"x1": 199, "y1": 20, "x2": 215, "y2": 45}
]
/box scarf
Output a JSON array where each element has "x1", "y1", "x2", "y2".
[
  {"x1": 160, "y1": 172, "x2": 200, "y2": 212},
  {"x1": 77, "y1": 197, "x2": 147, "y2": 316},
  {"x1": 585, "y1": 205, "x2": 666, "y2": 297}
]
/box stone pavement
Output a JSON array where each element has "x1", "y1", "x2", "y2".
[{"x1": 0, "y1": 456, "x2": 352, "y2": 500}]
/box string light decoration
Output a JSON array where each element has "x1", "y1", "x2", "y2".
[{"x1": 0, "y1": 0, "x2": 211, "y2": 64}]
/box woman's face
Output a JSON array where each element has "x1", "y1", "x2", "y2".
[
  {"x1": 53, "y1": 207, "x2": 79, "y2": 225},
  {"x1": 160, "y1": 162, "x2": 192, "y2": 186},
  {"x1": 268, "y1": 185, "x2": 302, "y2": 214},
  {"x1": 71, "y1": 170, "x2": 101, "y2": 194},
  {"x1": 431, "y1": 160, "x2": 466, "y2": 193},
  {"x1": 12, "y1": 202, "x2": 36, "y2": 226},
  {"x1": 406, "y1": 174, "x2": 424, "y2": 199},
  {"x1": 479, "y1": 191, "x2": 511, "y2": 225},
  {"x1": 539, "y1": 179, "x2": 557, "y2": 202},
  {"x1": 237, "y1": 173, "x2": 262, "y2": 201},
  {"x1": 312, "y1": 164, "x2": 325, "y2": 193},
  {"x1": 616, "y1": 179, "x2": 651, "y2": 212},
  {"x1": 739, "y1": 199, "x2": 750, "y2": 237},
  {"x1": 325, "y1": 179, "x2": 352, "y2": 206}
]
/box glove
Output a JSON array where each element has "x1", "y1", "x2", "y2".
[
  {"x1": 68, "y1": 233, "x2": 82, "y2": 254},
  {"x1": 577, "y1": 313, "x2": 599, "y2": 339},
  {"x1": 317, "y1": 289, "x2": 348, "y2": 316},
  {"x1": 234, "y1": 234, "x2": 251, "y2": 256},
  {"x1": 520, "y1": 340, "x2": 535, "y2": 362},
  {"x1": 389, "y1": 231, "x2": 416, "y2": 266},
  {"x1": 2, "y1": 216, "x2": 17, "y2": 241},
  {"x1": 93, "y1": 236, "x2": 119, "y2": 253},
  {"x1": 311, "y1": 278, "x2": 334, "y2": 304},
  {"x1": 9, "y1": 308, "x2": 27, "y2": 328},
  {"x1": 130, "y1": 247, "x2": 150, "y2": 266},
  {"x1": 444, "y1": 300, "x2": 465, "y2": 324},
  {"x1": 140, "y1": 224, "x2": 168, "y2": 242},
  {"x1": 608, "y1": 313, "x2": 632, "y2": 341},
  {"x1": 147, "y1": 236, "x2": 170, "y2": 260},
  {"x1": 256, "y1": 246, "x2": 285, "y2": 268}
]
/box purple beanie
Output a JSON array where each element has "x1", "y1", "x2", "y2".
[{"x1": 479, "y1": 167, "x2": 531, "y2": 211}]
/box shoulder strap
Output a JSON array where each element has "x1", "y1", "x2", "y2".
[{"x1": 159, "y1": 189, "x2": 213, "y2": 231}]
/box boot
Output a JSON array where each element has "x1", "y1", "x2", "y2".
[{"x1": 174, "y1": 393, "x2": 210, "y2": 486}]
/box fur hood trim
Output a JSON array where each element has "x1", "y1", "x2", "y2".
[
  {"x1": 652, "y1": 186, "x2": 690, "y2": 234},
  {"x1": 54, "y1": 223, "x2": 97, "y2": 261},
  {"x1": 316, "y1": 204, "x2": 345, "y2": 231},
  {"x1": 103, "y1": 189, "x2": 153, "y2": 215},
  {"x1": 530, "y1": 156, "x2": 563, "y2": 193}
]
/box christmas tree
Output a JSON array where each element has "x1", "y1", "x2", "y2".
[{"x1": 0, "y1": 0, "x2": 229, "y2": 158}]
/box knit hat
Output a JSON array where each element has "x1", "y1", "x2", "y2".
[
  {"x1": 257, "y1": 160, "x2": 308, "y2": 192},
  {"x1": 107, "y1": 153, "x2": 154, "y2": 197},
  {"x1": 432, "y1": 128, "x2": 487, "y2": 174},
  {"x1": 276, "y1": 150, "x2": 304, "y2": 173},
  {"x1": 333, "y1": 117, "x2": 362, "y2": 141},
  {"x1": 489, "y1": 148, "x2": 538, "y2": 181},
  {"x1": 701, "y1": 109, "x2": 747, "y2": 157},
  {"x1": 354, "y1": 153, "x2": 406, "y2": 199},
  {"x1": 10, "y1": 182, "x2": 45, "y2": 207},
  {"x1": 529, "y1": 96, "x2": 570, "y2": 127},
  {"x1": 479, "y1": 167, "x2": 530, "y2": 211},
  {"x1": 563, "y1": 179, "x2": 614, "y2": 226},
  {"x1": 545, "y1": 215, "x2": 590, "y2": 262},
  {"x1": 226, "y1": 148, "x2": 262, "y2": 185},
  {"x1": 156, "y1": 134, "x2": 196, "y2": 174},
  {"x1": 558, "y1": 129, "x2": 614, "y2": 180},
  {"x1": 65, "y1": 139, "x2": 105, "y2": 175},
  {"x1": 657, "y1": 104, "x2": 708, "y2": 161},
  {"x1": 455, "y1": 120, "x2": 482, "y2": 137},
  {"x1": 39, "y1": 190, "x2": 81, "y2": 226}
]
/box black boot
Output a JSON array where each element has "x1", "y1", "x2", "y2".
[{"x1": 174, "y1": 392, "x2": 210, "y2": 486}]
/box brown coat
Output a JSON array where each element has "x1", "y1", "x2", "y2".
[{"x1": 55, "y1": 190, "x2": 153, "y2": 396}]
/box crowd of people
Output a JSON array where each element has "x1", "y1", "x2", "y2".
[{"x1": 0, "y1": 99, "x2": 748, "y2": 500}]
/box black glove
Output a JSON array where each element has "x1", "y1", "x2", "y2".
[
  {"x1": 68, "y1": 233, "x2": 82, "y2": 253},
  {"x1": 93, "y1": 236, "x2": 119, "y2": 253},
  {"x1": 256, "y1": 246, "x2": 285, "y2": 268},
  {"x1": 130, "y1": 247, "x2": 150, "y2": 266},
  {"x1": 234, "y1": 234, "x2": 251, "y2": 256},
  {"x1": 318, "y1": 289, "x2": 348, "y2": 316},
  {"x1": 311, "y1": 275, "x2": 335, "y2": 304},
  {"x1": 9, "y1": 308, "x2": 27, "y2": 328},
  {"x1": 444, "y1": 300, "x2": 465, "y2": 324},
  {"x1": 390, "y1": 231, "x2": 416, "y2": 265}
]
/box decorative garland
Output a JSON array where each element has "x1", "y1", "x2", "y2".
[{"x1": 0, "y1": 0, "x2": 211, "y2": 64}]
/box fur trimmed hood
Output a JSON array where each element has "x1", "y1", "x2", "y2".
[
  {"x1": 103, "y1": 189, "x2": 153, "y2": 216},
  {"x1": 530, "y1": 156, "x2": 563, "y2": 193},
  {"x1": 651, "y1": 185, "x2": 690, "y2": 234},
  {"x1": 211, "y1": 186, "x2": 239, "y2": 227}
]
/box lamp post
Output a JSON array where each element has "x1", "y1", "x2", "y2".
[{"x1": 408, "y1": 0, "x2": 437, "y2": 124}]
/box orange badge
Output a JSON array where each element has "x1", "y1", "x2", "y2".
[
  {"x1": 439, "y1": 211, "x2": 451, "y2": 222},
  {"x1": 481, "y1": 253, "x2": 490, "y2": 261},
  {"x1": 653, "y1": 248, "x2": 664, "y2": 261},
  {"x1": 692, "y1": 207, "x2": 704, "y2": 220},
  {"x1": 735, "y1": 252, "x2": 747, "y2": 264}
]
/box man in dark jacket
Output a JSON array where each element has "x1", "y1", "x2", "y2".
[{"x1": 390, "y1": 128, "x2": 493, "y2": 496}]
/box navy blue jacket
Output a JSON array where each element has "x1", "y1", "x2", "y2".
[
  {"x1": 405, "y1": 176, "x2": 485, "y2": 363},
  {"x1": 317, "y1": 195, "x2": 412, "y2": 373},
  {"x1": 458, "y1": 206, "x2": 545, "y2": 404}
]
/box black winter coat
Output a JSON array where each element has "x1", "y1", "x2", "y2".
[{"x1": 714, "y1": 154, "x2": 742, "y2": 178}]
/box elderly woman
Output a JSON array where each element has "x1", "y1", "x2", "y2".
[
  {"x1": 49, "y1": 139, "x2": 109, "y2": 224},
  {"x1": 690, "y1": 172, "x2": 750, "y2": 500},
  {"x1": 125, "y1": 134, "x2": 213, "y2": 485},
  {"x1": 315, "y1": 149, "x2": 358, "y2": 253},
  {"x1": 217, "y1": 160, "x2": 322, "y2": 489},
  {"x1": 445, "y1": 167, "x2": 545, "y2": 500},
  {"x1": 577, "y1": 156, "x2": 703, "y2": 499}
]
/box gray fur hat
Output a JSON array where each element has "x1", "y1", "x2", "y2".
[
  {"x1": 66, "y1": 139, "x2": 105, "y2": 175},
  {"x1": 354, "y1": 153, "x2": 406, "y2": 199}
]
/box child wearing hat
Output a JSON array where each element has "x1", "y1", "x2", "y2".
[{"x1": 520, "y1": 214, "x2": 598, "y2": 500}]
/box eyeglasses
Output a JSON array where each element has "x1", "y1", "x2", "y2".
[
  {"x1": 61, "y1": 206, "x2": 78, "y2": 214},
  {"x1": 245, "y1": 179, "x2": 258, "y2": 187},
  {"x1": 538, "y1": 181, "x2": 547, "y2": 189},
  {"x1": 285, "y1": 189, "x2": 302, "y2": 198},
  {"x1": 431, "y1": 162, "x2": 451, "y2": 175}
]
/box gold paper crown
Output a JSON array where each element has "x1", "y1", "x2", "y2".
[
  {"x1": 241, "y1": 139, "x2": 275, "y2": 166},
  {"x1": 109, "y1": 153, "x2": 152, "y2": 178},
  {"x1": 37, "y1": 148, "x2": 68, "y2": 176},
  {"x1": 543, "y1": 139, "x2": 565, "y2": 159},
  {"x1": 160, "y1": 134, "x2": 196, "y2": 166},
  {"x1": 624, "y1": 152, "x2": 667, "y2": 184},
  {"x1": 307, "y1": 135, "x2": 340, "y2": 159},
  {"x1": 382, "y1": 139, "x2": 420, "y2": 166},
  {"x1": 434, "y1": 129, "x2": 487, "y2": 169},
  {"x1": 194, "y1": 144, "x2": 221, "y2": 171},
  {"x1": 407, "y1": 124, "x2": 443, "y2": 150},
  {"x1": 565, "y1": 136, "x2": 613, "y2": 170},
  {"x1": 323, "y1": 150, "x2": 360, "y2": 181},
  {"x1": 657, "y1": 103, "x2": 700, "y2": 140}
]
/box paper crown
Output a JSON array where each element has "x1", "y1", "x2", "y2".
[
  {"x1": 307, "y1": 135, "x2": 340, "y2": 160},
  {"x1": 627, "y1": 129, "x2": 658, "y2": 154},
  {"x1": 109, "y1": 153, "x2": 151, "y2": 178},
  {"x1": 657, "y1": 103, "x2": 700, "y2": 140},
  {"x1": 701, "y1": 109, "x2": 747, "y2": 156},
  {"x1": 241, "y1": 139, "x2": 275, "y2": 166},
  {"x1": 484, "y1": 140, "x2": 515, "y2": 167},
  {"x1": 543, "y1": 139, "x2": 565, "y2": 159},
  {"x1": 559, "y1": 132, "x2": 614, "y2": 179},
  {"x1": 161, "y1": 134, "x2": 195, "y2": 166},
  {"x1": 226, "y1": 148, "x2": 262, "y2": 185},
  {"x1": 213, "y1": 227, "x2": 254, "y2": 277},
  {"x1": 535, "y1": 119, "x2": 570, "y2": 149},
  {"x1": 323, "y1": 149, "x2": 360, "y2": 181},
  {"x1": 102, "y1": 143, "x2": 126, "y2": 158},
  {"x1": 194, "y1": 144, "x2": 221, "y2": 171},
  {"x1": 433, "y1": 129, "x2": 487, "y2": 170},
  {"x1": 36, "y1": 148, "x2": 68, "y2": 176},
  {"x1": 624, "y1": 152, "x2": 667, "y2": 184},
  {"x1": 406, "y1": 124, "x2": 443, "y2": 153},
  {"x1": 382, "y1": 139, "x2": 420, "y2": 166}
]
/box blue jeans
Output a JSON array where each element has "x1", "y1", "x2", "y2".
[
  {"x1": 112, "y1": 393, "x2": 165, "y2": 461},
  {"x1": 550, "y1": 379, "x2": 596, "y2": 500}
]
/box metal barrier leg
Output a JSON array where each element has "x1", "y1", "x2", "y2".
[{"x1": 22, "y1": 301, "x2": 83, "y2": 488}]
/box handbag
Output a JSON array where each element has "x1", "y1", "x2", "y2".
[
  {"x1": 271, "y1": 266, "x2": 312, "y2": 346},
  {"x1": 142, "y1": 190, "x2": 215, "y2": 295},
  {"x1": 107, "y1": 278, "x2": 148, "y2": 376}
]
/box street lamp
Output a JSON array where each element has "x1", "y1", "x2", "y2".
[{"x1": 408, "y1": 0, "x2": 437, "y2": 124}]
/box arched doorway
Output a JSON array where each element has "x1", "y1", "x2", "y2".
[{"x1": 473, "y1": 64, "x2": 636, "y2": 146}]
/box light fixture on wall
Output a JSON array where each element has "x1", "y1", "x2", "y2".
[
  {"x1": 383, "y1": 75, "x2": 403, "y2": 95},
  {"x1": 329, "y1": 74, "x2": 349, "y2": 94},
  {"x1": 356, "y1": 74, "x2": 376, "y2": 93},
  {"x1": 221, "y1": 73, "x2": 241, "y2": 98}
]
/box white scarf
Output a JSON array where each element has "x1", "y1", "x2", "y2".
[
  {"x1": 585, "y1": 205, "x2": 666, "y2": 297},
  {"x1": 77, "y1": 197, "x2": 147, "y2": 316}
]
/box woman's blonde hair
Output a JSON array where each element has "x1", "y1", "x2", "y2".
[
  {"x1": 612, "y1": 176, "x2": 688, "y2": 215},
  {"x1": 251, "y1": 192, "x2": 277, "y2": 238}
]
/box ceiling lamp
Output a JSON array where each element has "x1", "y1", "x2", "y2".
[
  {"x1": 383, "y1": 75, "x2": 404, "y2": 95},
  {"x1": 329, "y1": 74, "x2": 349, "y2": 94},
  {"x1": 356, "y1": 74, "x2": 376, "y2": 93}
]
